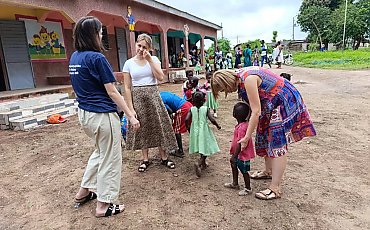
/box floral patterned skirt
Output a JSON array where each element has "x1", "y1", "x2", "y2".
[{"x1": 126, "y1": 85, "x2": 177, "y2": 153}]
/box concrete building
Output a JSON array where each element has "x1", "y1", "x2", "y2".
[{"x1": 0, "y1": 0, "x2": 221, "y2": 92}]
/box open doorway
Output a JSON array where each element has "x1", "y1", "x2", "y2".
[{"x1": 0, "y1": 38, "x2": 8, "y2": 91}]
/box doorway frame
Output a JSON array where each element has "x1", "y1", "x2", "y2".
[{"x1": 0, "y1": 36, "x2": 10, "y2": 91}]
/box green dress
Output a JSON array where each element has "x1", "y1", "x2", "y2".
[{"x1": 189, "y1": 106, "x2": 220, "y2": 156}]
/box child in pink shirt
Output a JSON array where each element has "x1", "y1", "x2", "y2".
[{"x1": 224, "y1": 102, "x2": 255, "y2": 196}]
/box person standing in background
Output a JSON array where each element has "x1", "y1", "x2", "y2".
[
  {"x1": 260, "y1": 40, "x2": 268, "y2": 67},
  {"x1": 243, "y1": 44, "x2": 252, "y2": 67},
  {"x1": 234, "y1": 47, "x2": 242, "y2": 68}
]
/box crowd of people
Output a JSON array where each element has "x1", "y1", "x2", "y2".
[
  {"x1": 69, "y1": 16, "x2": 316, "y2": 218},
  {"x1": 169, "y1": 39, "x2": 286, "y2": 73},
  {"x1": 169, "y1": 45, "x2": 202, "y2": 69},
  {"x1": 214, "y1": 40, "x2": 285, "y2": 70}
]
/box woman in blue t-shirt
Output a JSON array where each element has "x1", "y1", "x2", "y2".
[{"x1": 70, "y1": 16, "x2": 139, "y2": 218}]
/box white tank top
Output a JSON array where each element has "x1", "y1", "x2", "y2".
[{"x1": 122, "y1": 56, "x2": 160, "y2": 86}]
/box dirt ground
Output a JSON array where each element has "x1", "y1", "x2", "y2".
[{"x1": 0, "y1": 66, "x2": 369, "y2": 230}]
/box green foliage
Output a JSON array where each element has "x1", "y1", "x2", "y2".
[
  {"x1": 308, "y1": 43, "x2": 319, "y2": 51},
  {"x1": 356, "y1": 0, "x2": 370, "y2": 37},
  {"x1": 272, "y1": 31, "x2": 278, "y2": 42},
  {"x1": 297, "y1": 5, "x2": 332, "y2": 43},
  {"x1": 207, "y1": 38, "x2": 232, "y2": 56},
  {"x1": 300, "y1": 0, "x2": 344, "y2": 11},
  {"x1": 297, "y1": 0, "x2": 370, "y2": 49},
  {"x1": 293, "y1": 48, "x2": 370, "y2": 69},
  {"x1": 330, "y1": 2, "x2": 368, "y2": 45}
]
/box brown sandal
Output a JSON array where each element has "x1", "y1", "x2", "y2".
[
  {"x1": 250, "y1": 171, "x2": 272, "y2": 180},
  {"x1": 255, "y1": 188, "x2": 281, "y2": 200}
]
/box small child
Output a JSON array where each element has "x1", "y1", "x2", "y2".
[
  {"x1": 118, "y1": 111, "x2": 128, "y2": 141},
  {"x1": 184, "y1": 77, "x2": 200, "y2": 104},
  {"x1": 280, "y1": 72, "x2": 292, "y2": 81},
  {"x1": 185, "y1": 91, "x2": 221, "y2": 177},
  {"x1": 182, "y1": 70, "x2": 194, "y2": 99},
  {"x1": 160, "y1": 91, "x2": 193, "y2": 158},
  {"x1": 224, "y1": 102, "x2": 255, "y2": 196},
  {"x1": 205, "y1": 59, "x2": 212, "y2": 73},
  {"x1": 202, "y1": 72, "x2": 219, "y2": 117},
  {"x1": 194, "y1": 61, "x2": 202, "y2": 76}
]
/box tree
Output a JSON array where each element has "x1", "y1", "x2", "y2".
[
  {"x1": 272, "y1": 31, "x2": 278, "y2": 42},
  {"x1": 300, "y1": 0, "x2": 344, "y2": 11},
  {"x1": 297, "y1": 0, "x2": 369, "y2": 49},
  {"x1": 357, "y1": 0, "x2": 370, "y2": 42},
  {"x1": 207, "y1": 38, "x2": 231, "y2": 56},
  {"x1": 330, "y1": 1, "x2": 370, "y2": 49},
  {"x1": 297, "y1": 5, "x2": 332, "y2": 45}
]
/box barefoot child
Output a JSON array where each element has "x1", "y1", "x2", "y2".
[
  {"x1": 182, "y1": 70, "x2": 194, "y2": 99},
  {"x1": 185, "y1": 91, "x2": 221, "y2": 177},
  {"x1": 202, "y1": 72, "x2": 219, "y2": 117},
  {"x1": 224, "y1": 102, "x2": 255, "y2": 195},
  {"x1": 184, "y1": 77, "x2": 200, "y2": 104}
]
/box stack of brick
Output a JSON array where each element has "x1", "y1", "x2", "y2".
[{"x1": 0, "y1": 93, "x2": 78, "y2": 131}]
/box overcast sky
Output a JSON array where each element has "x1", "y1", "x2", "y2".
[{"x1": 156, "y1": 0, "x2": 307, "y2": 47}]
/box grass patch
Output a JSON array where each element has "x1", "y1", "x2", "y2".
[{"x1": 293, "y1": 48, "x2": 370, "y2": 70}]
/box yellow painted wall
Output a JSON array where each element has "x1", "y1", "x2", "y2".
[{"x1": 0, "y1": 4, "x2": 49, "y2": 20}]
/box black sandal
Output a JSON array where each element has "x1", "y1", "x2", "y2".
[
  {"x1": 74, "y1": 191, "x2": 97, "y2": 208},
  {"x1": 96, "y1": 203, "x2": 124, "y2": 218},
  {"x1": 161, "y1": 159, "x2": 175, "y2": 169},
  {"x1": 138, "y1": 161, "x2": 151, "y2": 172}
]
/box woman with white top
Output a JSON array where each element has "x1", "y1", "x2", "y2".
[
  {"x1": 123, "y1": 34, "x2": 177, "y2": 172},
  {"x1": 273, "y1": 41, "x2": 284, "y2": 69}
]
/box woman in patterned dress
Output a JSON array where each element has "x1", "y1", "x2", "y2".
[
  {"x1": 122, "y1": 34, "x2": 177, "y2": 172},
  {"x1": 211, "y1": 66, "x2": 316, "y2": 200}
]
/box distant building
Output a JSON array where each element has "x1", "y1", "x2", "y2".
[
  {"x1": 0, "y1": 0, "x2": 221, "y2": 92},
  {"x1": 286, "y1": 40, "x2": 308, "y2": 51}
]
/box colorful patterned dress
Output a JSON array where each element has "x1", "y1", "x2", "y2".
[
  {"x1": 189, "y1": 106, "x2": 220, "y2": 156},
  {"x1": 237, "y1": 66, "x2": 316, "y2": 157}
]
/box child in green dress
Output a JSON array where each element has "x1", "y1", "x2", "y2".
[
  {"x1": 194, "y1": 61, "x2": 202, "y2": 76},
  {"x1": 185, "y1": 91, "x2": 221, "y2": 177}
]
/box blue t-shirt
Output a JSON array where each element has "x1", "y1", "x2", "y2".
[
  {"x1": 160, "y1": 91, "x2": 186, "y2": 112},
  {"x1": 69, "y1": 51, "x2": 117, "y2": 113}
]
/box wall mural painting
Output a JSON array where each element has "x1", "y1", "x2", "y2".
[{"x1": 19, "y1": 18, "x2": 66, "y2": 61}]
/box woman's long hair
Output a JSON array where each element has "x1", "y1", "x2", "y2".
[
  {"x1": 73, "y1": 16, "x2": 104, "y2": 52},
  {"x1": 211, "y1": 69, "x2": 238, "y2": 99}
]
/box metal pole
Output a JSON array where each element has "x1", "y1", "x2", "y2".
[
  {"x1": 342, "y1": 0, "x2": 348, "y2": 50},
  {"x1": 221, "y1": 22, "x2": 223, "y2": 39},
  {"x1": 293, "y1": 17, "x2": 295, "y2": 40}
]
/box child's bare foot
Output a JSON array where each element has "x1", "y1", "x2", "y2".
[
  {"x1": 194, "y1": 163, "x2": 202, "y2": 178},
  {"x1": 200, "y1": 162, "x2": 209, "y2": 170},
  {"x1": 238, "y1": 188, "x2": 252, "y2": 196},
  {"x1": 224, "y1": 182, "x2": 240, "y2": 190}
]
